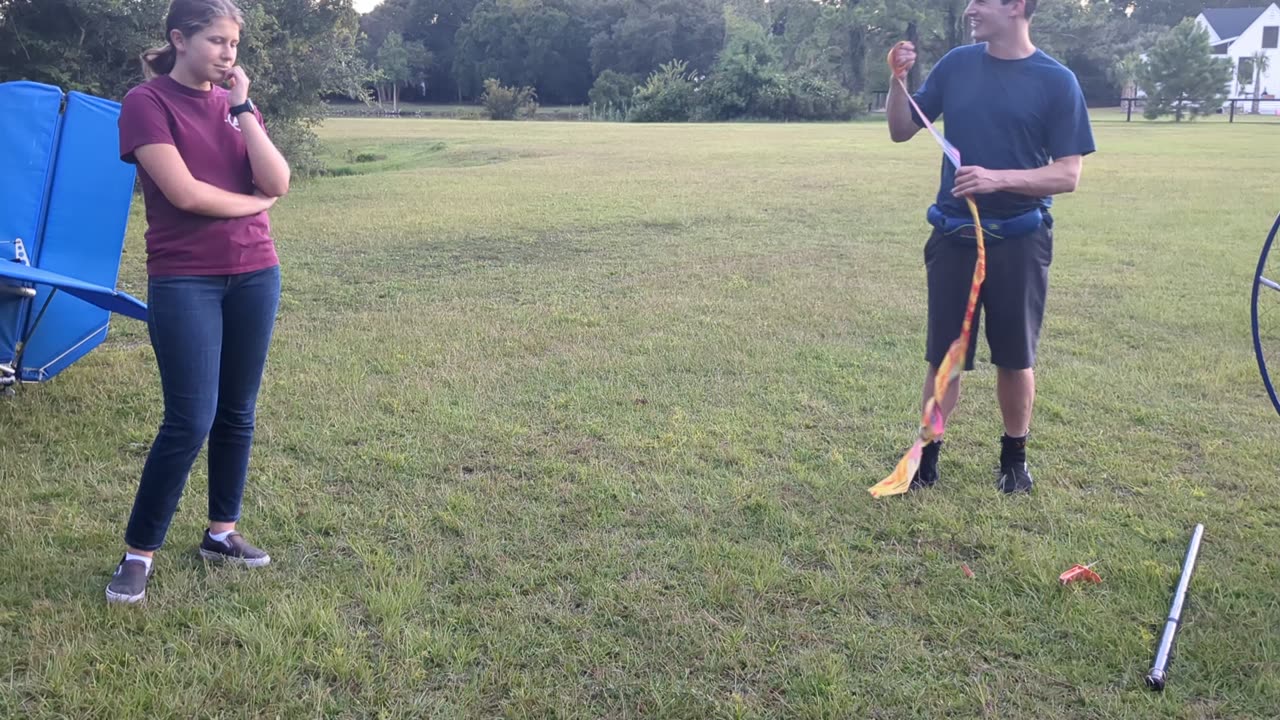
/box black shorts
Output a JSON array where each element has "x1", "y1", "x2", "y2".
[{"x1": 924, "y1": 222, "x2": 1053, "y2": 371}]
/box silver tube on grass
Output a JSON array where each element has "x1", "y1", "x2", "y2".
[{"x1": 1146, "y1": 523, "x2": 1205, "y2": 691}]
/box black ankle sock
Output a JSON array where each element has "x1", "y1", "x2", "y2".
[
  {"x1": 912, "y1": 440, "x2": 943, "y2": 486},
  {"x1": 1000, "y1": 434, "x2": 1027, "y2": 468},
  {"x1": 921, "y1": 439, "x2": 942, "y2": 468}
]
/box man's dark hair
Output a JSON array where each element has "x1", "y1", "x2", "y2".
[{"x1": 1002, "y1": 0, "x2": 1037, "y2": 19}]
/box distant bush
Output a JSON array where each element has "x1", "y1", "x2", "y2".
[
  {"x1": 757, "y1": 71, "x2": 860, "y2": 121},
  {"x1": 481, "y1": 78, "x2": 539, "y2": 120},
  {"x1": 627, "y1": 58, "x2": 860, "y2": 124},
  {"x1": 345, "y1": 149, "x2": 387, "y2": 163},
  {"x1": 628, "y1": 60, "x2": 699, "y2": 122},
  {"x1": 588, "y1": 70, "x2": 637, "y2": 116}
]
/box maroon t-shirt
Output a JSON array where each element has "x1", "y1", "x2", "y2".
[{"x1": 118, "y1": 74, "x2": 279, "y2": 277}]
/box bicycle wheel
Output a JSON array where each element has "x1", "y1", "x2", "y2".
[{"x1": 1250, "y1": 212, "x2": 1280, "y2": 418}]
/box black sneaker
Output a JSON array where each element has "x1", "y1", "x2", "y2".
[
  {"x1": 199, "y1": 531, "x2": 271, "y2": 567},
  {"x1": 996, "y1": 462, "x2": 1034, "y2": 494},
  {"x1": 106, "y1": 555, "x2": 153, "y2": 604}
]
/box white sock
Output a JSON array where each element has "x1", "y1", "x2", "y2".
[
  {"x1": 125, "y1": 552, "x2": 153, "y2": 571},
  {"x1": 209, "y1": 529, "x2": 235, "y2": 543}
]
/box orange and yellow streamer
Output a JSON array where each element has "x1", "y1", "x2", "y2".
[{"x1": 868, "y1": 43, "x2": 988, "y2": 498}]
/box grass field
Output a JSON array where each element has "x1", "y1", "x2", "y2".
[{"x1": 3, "y1": 114, "x2": 1280, "y2": 718}]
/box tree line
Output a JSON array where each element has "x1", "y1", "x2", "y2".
[
  {"x1": 354, "y1": 0, "x2": 1252, "y2": 113},
  {"x1": 0, "y1": 0, "x2": 1254, "y2": 168}
]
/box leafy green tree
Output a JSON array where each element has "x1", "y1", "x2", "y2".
[
  {"x1": 454, "y1": 0, "x2": 590, "y2": 104},
  {"x1": 699, "y1": 7, "x2": 779, "y2": 119},
  {"x1": 587, "y1": 0, "x2": 725, "y2": 80},
  {"x1": 0, "y1": 0, "x2": 170, "y2": 99},
  {"x1": 373, "y1": 30, "x2": 432, "y2": 111},
  {"x1": 234, "y1": 0, "x2": 372, "y2": 172}
]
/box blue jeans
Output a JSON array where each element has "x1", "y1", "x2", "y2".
[{"x1": 125, "y1": 265, "x2": 281, "y2": 551}]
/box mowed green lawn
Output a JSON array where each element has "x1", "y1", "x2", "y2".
[{"x1": 3, "y1": 114, "x2": 1279, "y2": 719}]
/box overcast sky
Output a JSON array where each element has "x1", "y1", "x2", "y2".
[{"x1": 354, "y1": 0, "x2": 382, "y2": 12}]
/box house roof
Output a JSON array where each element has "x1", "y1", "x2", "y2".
[{"x1": 1200, "y1": 6, "x2": 1270, "y2": 41}]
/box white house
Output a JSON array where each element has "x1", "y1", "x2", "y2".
[{"x1": 1195, "y1": 3, "x2": 1280, "y2": 112}]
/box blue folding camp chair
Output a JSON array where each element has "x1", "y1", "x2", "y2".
[{"x1": 0, "y1": 81, "x2": 147, "y2": 392}]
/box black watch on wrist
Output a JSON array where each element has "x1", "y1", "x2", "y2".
[{"x1": 229, "y1": 98, "x2": 255, "y2": 117}]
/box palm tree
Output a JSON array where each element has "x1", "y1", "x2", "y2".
[
  {"x1": 1110, "y1": 53, "x2": 1144, "y2": 105},
  {"x1": 1251, "y1": 51, "x2": 1271, "y2": 114}
]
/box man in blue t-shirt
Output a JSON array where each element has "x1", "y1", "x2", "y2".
[{"x1": 886, "y1": 0, "x2": 1095, "y2": 494}]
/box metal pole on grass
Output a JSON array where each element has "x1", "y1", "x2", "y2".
[{"x1": 1146, "y1": 523, "x2": 1206, "y2": 691}]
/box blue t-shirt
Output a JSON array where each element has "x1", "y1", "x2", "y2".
[{"x1": 911, "y1": 43, "x2": 1096, "y2": 220}]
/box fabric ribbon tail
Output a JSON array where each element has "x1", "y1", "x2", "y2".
[
  {"x1": 870, "y1": 41, "x2": 988, "y2": 500},
  {"x1": 869, "y1": 439, "x2": 923, "y2": 498}
]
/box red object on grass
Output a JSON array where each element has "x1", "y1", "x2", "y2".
[{"x1": 1059, "y1": 563, "x2": 1102, "y2": 585}]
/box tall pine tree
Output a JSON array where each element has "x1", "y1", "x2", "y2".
[{"x1": 1138, "y1": 18, "x2": 1232, "y2": 121}]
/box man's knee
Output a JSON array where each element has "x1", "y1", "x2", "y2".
[{"x1": 996, "y1": 365, "x2": 1035, "y2": 379}]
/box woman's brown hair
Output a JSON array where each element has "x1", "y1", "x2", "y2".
[{"x1": 140, "y1": 0, "x2": 244, "y2": 79}]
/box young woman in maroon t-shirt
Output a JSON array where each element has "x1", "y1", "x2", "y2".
[{"x1": 109, "y1": 0, "x2": 290, "y2": 604}]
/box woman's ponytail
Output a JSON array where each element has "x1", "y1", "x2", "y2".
[{"x1": 140, "y1": 43, "x2": 178, "y2": 79}]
